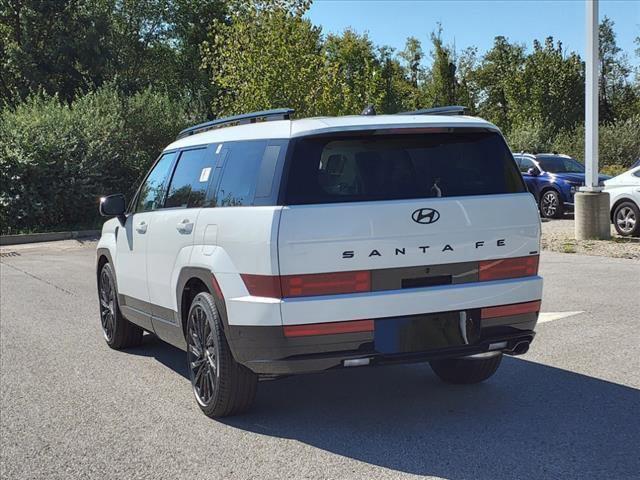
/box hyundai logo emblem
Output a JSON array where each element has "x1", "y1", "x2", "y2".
[{"x1": 412, "y1": 208, "x2": 440, "y2": 224}]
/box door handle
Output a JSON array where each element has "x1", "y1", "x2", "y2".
[
  {"x1": 135, "y1": 221, "x2": 147, "y2": 234},
  {"x1": 176, "y1": 219, "x2": 194, "y2": 234}
]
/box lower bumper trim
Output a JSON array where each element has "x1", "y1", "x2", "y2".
[{"x1": 246, "y1": 332, "x2": 535, "y2": 376}]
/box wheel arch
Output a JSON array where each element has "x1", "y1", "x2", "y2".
[
  {"x1": 176, "y1": 267, "x2": 229, "y2": 340},
  {"x1": 539, "y1": 185, "x2": 562, "y2": 199},
  {"x1": 96, "y1": 248, "x2": 115, "y2": 289}
]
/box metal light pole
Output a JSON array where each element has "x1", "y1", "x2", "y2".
[{"x1": 575, "y1": 0, "x2": 611, "y2": 240}]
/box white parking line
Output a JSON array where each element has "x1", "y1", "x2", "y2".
[{"x1": 538, "y1": 311, "x2": 584, "y2": 324}]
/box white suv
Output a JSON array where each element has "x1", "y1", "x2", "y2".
[{"x1": 97, "y1": 107, "x2": 543, "y2": 418}]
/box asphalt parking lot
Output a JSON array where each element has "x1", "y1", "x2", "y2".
[{"x1": 1, "y1": 240, "x2": 639, "y2": 480}]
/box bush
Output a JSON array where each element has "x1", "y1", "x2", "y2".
[
  {"x1": 506, "y1": 116, "x2": 640, "y2": 175},
  {"x1": 552, "y1": 116, "x2": 640, "y2": 169},
  {"x1": 505, "y1": 121, "x2": 555, "y2": 154},
  {"x1": 0, "y1": 86, "x2": 190, "y2": 234}
]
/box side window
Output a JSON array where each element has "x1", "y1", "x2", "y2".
[
  {"x1": 513, "y1": 156, "x2": 522, "y2": 168},
  {"x1": 135, "y1": 152, "x2": 177, "y2": 212},
  {"x1": 519, "y1": 157, "x2": 535, "y2": 173},
  {"x1": 633, "y1": 169, "x2": 640, "y2": 178},
  {"x1": 216, "y1": 141, "x2": 266, "y2": 207},
  {"x1": 165, "y1": 148, "x2": 214, "y2": 209}
]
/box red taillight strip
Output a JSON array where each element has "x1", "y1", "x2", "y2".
[
  {"x1": 283, "y1": 319, "x2": 374, "y2": 337},
  {"x1": 241, "y1": 255, "x2": 539, "y2": 299},
  {"x1": 481, "y1": 300, "x2": 541, "y2": 319},
  {"x1": 281, "y1": 271, "x2": 370, "y2": 297},
  {"x1": 240, "y1": 274, "x2": 282, "y2": 298},
  {"x1": 479, "y1": 255, "x2": 539, "y2": 281}
]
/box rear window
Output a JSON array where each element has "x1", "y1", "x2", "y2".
[{"x1": 284, "y1": 131, "x2": 525, "y2": 205}]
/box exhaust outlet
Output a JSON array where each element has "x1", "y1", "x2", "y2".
[{"x1": 506, "y1": 341, "x2": 530, "y2": 356}]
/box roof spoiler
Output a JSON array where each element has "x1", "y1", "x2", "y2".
[
  {"x1": 176, "y1": 108, "x2": 294, "y2": 140},
  {"x1": 396, "y1": 106, "x2": 468, "y2": 116}
]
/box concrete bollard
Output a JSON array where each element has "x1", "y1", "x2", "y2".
[{"x1": 574, "y1": 192, "x2": 611, "y2": 240}]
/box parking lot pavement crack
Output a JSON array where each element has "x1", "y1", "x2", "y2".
[{"x1": 0, "y1": 261, "x2": 75, "y2": 296}]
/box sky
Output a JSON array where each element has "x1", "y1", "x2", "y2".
[{"x1": 306, "y1": 0, "x2": 640, "y2": 67}]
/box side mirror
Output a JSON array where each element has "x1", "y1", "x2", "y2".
[
  {"x1": 527, "y1": 167, "x2": 540, "y2": 176},
  {"x1": 99, "y1": 194, "x2": 127, "y2": 225}
]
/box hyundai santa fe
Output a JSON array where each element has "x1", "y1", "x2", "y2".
[{"x1": 97, "y1": 107, "x2": 543, "y2": 417}]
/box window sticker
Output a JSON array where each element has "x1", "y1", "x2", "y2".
[
  {"x1": 216, "y1": 144, "x2": 223, "y2": 154},
  {"x1": 199, "y1": 167, "x2": 212, "y2": 183}
]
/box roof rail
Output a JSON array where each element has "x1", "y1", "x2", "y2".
[
  {"x1": 396, "y1": 106, "x2": 468, "y2": 116},
  {"x1": 176, "y1": 108, "x2": 294, "y2": 140}
]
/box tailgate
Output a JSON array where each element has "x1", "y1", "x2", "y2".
[{"x1": 278, "y1": 193, "x2": 540, "y2": 274}]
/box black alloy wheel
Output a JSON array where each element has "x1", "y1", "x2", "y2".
[
  {"x1": 185, "y1": 292, "x2": 257, "y2": 417},
  {"x1": 187, "y1": 302, "x2": 218, "y2": 407},
  {"x1": 99, "y1": 268, "x2": 117, "y2": 342}
]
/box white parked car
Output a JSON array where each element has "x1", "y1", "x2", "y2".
[
  {"x1": 604, "y1": 165, "x2": 640, "y2": 237},
  {"x1": 97, "y1": 107, "x2": 543, "y2": 418}
]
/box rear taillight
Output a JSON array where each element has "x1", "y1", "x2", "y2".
[
  {"x1": 241, "y1": 255, "x2": 538, "y2": 299},
  {"x1": 481, "y1": 300, "x2": 541, "y2": 319},
  {"x1": 241, "y1": 271, "x2": 371, "y2": 298},
  {"x1": 240, "y1": 274, "x2": 282, "y2": 298},
  {"x1": 479, "y1": 255, "x2": 539, "y2": 281},
  {"x1": 281, "y1": 271, "x2": 371, "y2": 297},
  {"x1": 283, "y1": 319, "x2": 374, "y2": 337}
]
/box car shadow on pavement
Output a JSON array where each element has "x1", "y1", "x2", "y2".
[
  {"x1": 225, "y1": 357, "x2": 640, "y2": 479},
  {"x1": 129, "y1": 336, "x2": 640, "y2": 479},
  {"x1": 134, "y1": 333, "x2": 190, "y2": 379}
]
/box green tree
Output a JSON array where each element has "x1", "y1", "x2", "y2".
[
  {"x1": 397, "y1": 37, "x2": 424, "y2": 110},
  {"x1": 599, "y1": 17, "x2": 637, "y2": 122},
  {"x1": 203, "y1": 1, "x2": 325, "y2": 117},
  {"x1": 519, "y1": 37, "x2": 583, "y2": 135},
  {"x1": 378, "y1": 45, "x2": 415, "y2": 113},
  {"x1": 169, "y1": 0, "x2": 228, "y2": 116},
  {"x1": 0, "y1": 0, "x2": 226, "y2": 110},
  {"x1": 474, "y1": 36, "x2": 525, "y2": 134},
  {"x1": 400, "y1": 37, "x2": 423, "y2": 88},
  {"x1": 422, "y1": 27, "x2": 457, "y2": 107},
  {"x1": 0, "y1": 0, "x2": 113, "y2": 105},
  {"x1": 322, "y1": 29, "x2": 385, "y2": 115},
  {"x1": 455, "y1": 46, "x2": 479, "y2": 114}
]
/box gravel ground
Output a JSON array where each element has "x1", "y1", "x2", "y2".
[
  {"x1": 541, "y1": 216, "x2": 640, "y2": 260},
  {"x1": 1, "y1": 240, "x2": 639, "y2": 480}
]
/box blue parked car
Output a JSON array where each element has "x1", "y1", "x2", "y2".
[{"x1": 512, "y1": 153, "x2": 611, "y2": 218}]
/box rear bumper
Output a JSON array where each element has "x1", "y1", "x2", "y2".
[{"x1": 228, "y1": 309, "x2": 538, "y2": 375}]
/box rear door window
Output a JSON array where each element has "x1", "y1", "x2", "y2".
[
  {"x1": 165, "y1": 148, "x2": 215, "y2": 209},
  {"x1": 285, "y1": 131, "x2": 525, "y2": 205}
]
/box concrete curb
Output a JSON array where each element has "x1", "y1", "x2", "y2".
[{"x1": 0, "y1": 230, "x2": 101, "y2": 246}]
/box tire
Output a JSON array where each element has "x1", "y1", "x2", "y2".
[
  {"x1": 429, "y1": 353, "x2": 503, "y2": 385},
  {"x1": 186, "y1": 292, "x2": 257, "y2": 418},
  {"x1": 539, "y1": 189, "x2": 564, "y2": 218},
  {"x1": 98, "y1": 262, "x2": 143, "y2": 349},
  {"x1": 613, "y1": 201, "x2": 640, "y2": 237}
]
